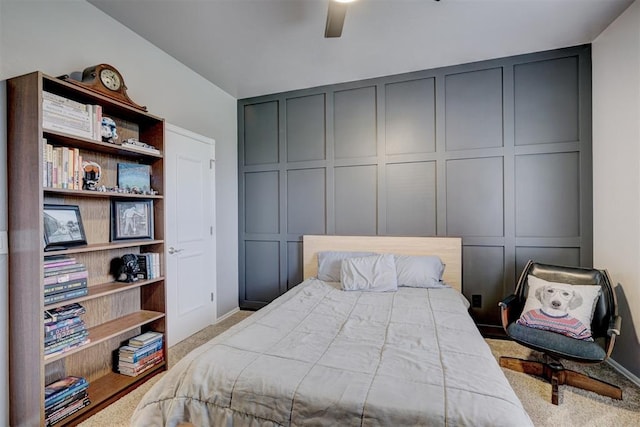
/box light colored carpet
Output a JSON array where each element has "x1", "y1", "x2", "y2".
[{"x1": 79, "y1": 310, "x2": 640, "y2": 426}]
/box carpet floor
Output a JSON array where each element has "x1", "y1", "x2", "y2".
[{"x1": 79, "y1": 310, "x2": 639, "y2": 426}]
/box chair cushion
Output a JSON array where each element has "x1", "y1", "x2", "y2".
[
  {"x1": 507, "y1": 322, "x2": 607, "y2": 361},
  {"x1": 517, "y1": 275, "x2": 601, "y2": 340}
]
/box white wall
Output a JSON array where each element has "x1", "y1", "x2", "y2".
[
  {"x1": 593, "y1": 0, "x2": 640, "y2": 378},
  {"x1": 0, "y1": 0, "x2": 239, "y2": 423}
]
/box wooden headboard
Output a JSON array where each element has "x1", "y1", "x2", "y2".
[{"x1": 302, "y1": 235, "x2": 462, "y2": 292}]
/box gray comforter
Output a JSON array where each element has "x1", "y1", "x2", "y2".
[{"x1": 131, "y1": 278, "x2": 533, "y2": 426}]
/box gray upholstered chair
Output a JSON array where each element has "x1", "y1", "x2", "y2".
[{"x1": 498, "y1": 260, "x2": 622, "y2": 405}]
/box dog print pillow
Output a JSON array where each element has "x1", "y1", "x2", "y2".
[{"x1": 517, "y1": 275, "x2": 601, "y2": 341}]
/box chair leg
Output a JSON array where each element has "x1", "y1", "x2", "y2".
[
  {"x1": 563, "y1": 369, "x2": 623, "y2": 400},
  {"x1": 499, "y1": 356, "x2": 623, "y2": 405},
  {"x1": 551, "y1": 372, "x2": 560, "y2": 405}
]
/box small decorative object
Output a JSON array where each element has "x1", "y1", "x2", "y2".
[
  {"x1": 110, "y1": 253, "x2": 140, "y2": 283},
  {"x1": 117, "y1": 163, "x2": 151, "y2": 194},
  {"x1": 59, "y1": 64, "x2": 147, "y2": 111},
  {"x1": 82, "y1": 161, "x2": 102, "y2": 190},
  {"x1": 111, "y1": 199, "x2": 154, "y2": 241},
  {"x1": 121, "y1": 138, "x2": 161, "y2": 155},
  {"x1": 101, "y1": 117, "x2": 118, "y2": 143},
  {"x1": 43, "y1": 204, "x2": 87, "y2": 251}
]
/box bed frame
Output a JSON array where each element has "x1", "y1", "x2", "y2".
[{"x1": 302, "y1": 235, "x2": 462, "y2": 292}]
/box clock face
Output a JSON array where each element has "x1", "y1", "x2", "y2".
[{"x1": 100, "y1": 69, "x2": 122, "y2": 91}]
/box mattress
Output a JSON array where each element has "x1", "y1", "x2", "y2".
[{"x1": 131, "y1": 278, "x2": 533, "y2": 426}]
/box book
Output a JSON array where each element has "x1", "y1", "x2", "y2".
[
  {"x1": 44, "y1": 375, "x2": 88, "y2": 408},
  {"x1": 128, "y1": 331, "x2": 163, "y2": 347},
  {"x1": 44, "y1": 287, "x2": 89, "y2": 305},
  {"x1": 44, "y1": 279, "x2": 87, "y2": 297},
  {"x1": 44, "y1": 303, "x2": 86, "y2": 324},
  {"x1": 44, "y1": 271, "x2": 88, "y2": 287},
  {"x1": 119, "y1": 354, "x2": 164, "y2": 373},
  {"x1": 44, "y1": 389, "x2": 88, "y2": 418},
  {"x1": 44, "y1": 256, "x2": 77, "y2": 268},
  {"x1": 118, "y1": 339, "x2": 163, "y2": 362},
  {"x1": 153, "y1": 252, "x2": 160, "y2": 278},
  {"x1": 44, "y1": 336, "x2": 90, "y2": 357},
  {"x1": 44, "y1": 324, "x2": 88, "y2": 344},
  {"x1": 42, "y1": 137, "x2": 48, "y2": 187},
  {"x1": 118, "y1": 357, "x2": 164, "y2": 377},
  {"x1": 73, "y1": 148, "x2": 81, "y2": 189},
  {"x1": 42, "y1": 91, "x2": 89, "y2": 112},
  {"x1": 44, "y1": 330, "x2": 89, "y2": 350},
  {"x1": 46, "y1": 397, "x2": 90, "y2": 426},
  {"x1": 118, "y1": 348, "x2": 163, "y2": 368},
  {"x1": 44, "y1": 316, "x2": 84, "y2": 333},
  {"x1": 46, "y1": 142, "x2": 53, "y2": 187},
  {"x1": 44, "y1": 264, "x2": 87, "y2": 277},
  {"x1": 136, "y1": 254, "x2": 148, "y2": 280}
]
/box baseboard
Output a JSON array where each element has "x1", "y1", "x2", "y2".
[
  {"x1": 607, "y1": 358, "x2": 640, "y2": 387},
  {"x1": 215, "y1": 307, "x2": 240, "y2": 323}
]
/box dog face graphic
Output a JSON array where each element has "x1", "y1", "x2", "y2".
[{"x1": 534, "y1": 283, "x2": 583, "y2": 317}]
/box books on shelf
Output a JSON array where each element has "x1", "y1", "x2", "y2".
[
  {"x1": 136, "y1": 253, "x2": 161, "y2": 280},
  {"x1": 44, "y1": 375, "x2": 90, "y2": 426},
  {"x1": 43, "y1": 140, "x2": 83, "y2": 190},
  {"x1": 44, "y1": 257, "x2": 88, "y2": 305},
  {"x1": 129, "y1": 331, "x2": 163, "y2": 347},
  {"x1": 44, "y1": 287, "x2": 88, "y2": 305},
  {"x1": 44, "y1": 303, "x2": 86, "y2": 324},
  {"x1": 44, "y1": 302, "x2": 89, "y2": 358},
  {"x1": 42, "y1": 91, "x2": 102, "y2": 142},
  {"x1": 117, "y1": 331, "x2": 164, "y2": 377}
]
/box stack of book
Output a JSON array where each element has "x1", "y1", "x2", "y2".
[
  {"x1": 42, "y1": 139, "x2": 83, "y2": 190},
  {"x1": 44, "y1": 256, "x2": 88, "y2": 305},
  {"x1": 44, "y1": 375, "x2": 90, "y2": 426},
  {"x1": 44, "y1": 303, "x2": 89, "y2": 358},
  {"x1": 42, "y1": 91, "x2": 102, "y2": 141},
  {"x1": 136, "y1": 253, "x2": 161, "y2": 280},
  {"x1": 118, "y1": 331, "x2": 164, "y2": 377}
]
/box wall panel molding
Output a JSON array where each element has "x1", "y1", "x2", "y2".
[{"x1": 238, "y1": 45, "x2": 592, "y2": 326}]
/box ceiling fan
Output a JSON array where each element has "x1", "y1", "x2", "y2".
[
  {"x1": 324, "y1": 0, "x2": 354, "y2": 38},
  {"x1": 324, "y1": 0, "x2": 441, "y2": 38}
]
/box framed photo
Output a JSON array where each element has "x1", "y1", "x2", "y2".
[
  {"x1": 43, "y1": 204, "x2": 87, "y2": 250},
  {"x1": 111, "y1": 199, "x2": 154, "y2": 241},
  {"x1": 117, "y1": 163, "x2": 151, "y2": 193}
]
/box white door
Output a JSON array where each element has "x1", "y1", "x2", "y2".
[{"x1": 165, "y1": 123, "x2": 216, "y2": 347}]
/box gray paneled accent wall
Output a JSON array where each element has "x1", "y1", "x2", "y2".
[{"x1": 238, "y1": 45, "x2": 592, "y2": 329}]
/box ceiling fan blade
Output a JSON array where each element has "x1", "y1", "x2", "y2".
[{"x1": 324, "y1": 1, "x2": 348, "y2": 38}]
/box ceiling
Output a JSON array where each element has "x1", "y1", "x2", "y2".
[{"x1": 88, "y1": 0, "x2": 634, "y2": 99}]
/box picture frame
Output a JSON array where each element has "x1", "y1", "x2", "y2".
[
  {"x1": 117, "y1": 162, "x2": 151, "y2": 193},
  {"x1": 111, "y1": 199, "x2": 154, "y2": 241},
  {"x1": 43, "y1": 204, "x2": 87, "y2": 250}
]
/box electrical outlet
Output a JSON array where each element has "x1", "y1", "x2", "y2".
[
  {"x1": 0, "y1": 230, "x2": 7, "y2": 255},
  {"x1": 471, "y1": 294, "x2": 482, "y2": 308}
]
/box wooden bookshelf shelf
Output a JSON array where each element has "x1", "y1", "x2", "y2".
[
  {"x1": 44, "y1": 310, "x2": 165, "y2": 364},
  {"x1": 43, "y1": 240, "x2": 164, "y2": 256},
  {"x1": 8, "y1": 70, "x2": 168, "y2": 426},
  {"x1": 44, "y1": 187, "x2": 163, "y2": 199},
  {"x1": 44, "y1": 278, "x2": 165, "y2": 309},
  {"x1": 43, "y1": 129, "x2": 163, "y2": 159},
  {"x1": 51, "y1": 362, "x2": 166, "y2": 426}
]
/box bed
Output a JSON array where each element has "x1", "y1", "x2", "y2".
[{"x1": 131, "y1": 235, "x2": 533, "y2": 426}]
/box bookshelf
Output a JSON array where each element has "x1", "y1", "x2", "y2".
[{"x1": 7, "y1": 71, "x2": 167, "y2": 426}]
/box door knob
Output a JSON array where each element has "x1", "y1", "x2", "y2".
[{"x1": 168, "y1": 246, "x2": 183, "y2": 254}]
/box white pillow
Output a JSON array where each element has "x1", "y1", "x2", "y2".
[
  {"x1": 340, "y1": 254, "x2": 398, "y2": 292},
  {"x1": 517, "y1": 275, "x2": 601, "y2": 341},
  {"x1": 395, "y1": 254, "x2": 446, "y2": 288},
  {"x1": 317, "y1": 251, "x2": 376, "y2": 282}
]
